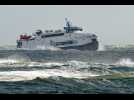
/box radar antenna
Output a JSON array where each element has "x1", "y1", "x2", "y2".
[
  {"x1": 65, "y1": 18, "x2": 71, "y2": 28},
  {"x1": 64, "y1": 18, "x2": 83, "y2": 33}
]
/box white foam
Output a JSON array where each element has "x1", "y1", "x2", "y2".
[
  {"x1": 98, "y1": 45, "x2": 105, "y2": 51},
  {"x1": 27, "y1": 60, "x2": 88, "y2": 68},
  {"x1": 28, "y1": 62, "x2": 64, "y2": 67},
  {"x1": 0, "y1": 69, "x2": 99, "y2": 81},
  {"x1": 115, "y1": 58, "x2": 134, "y2": 67},
  {"x1": 0, "y1": 60, "x2": 108, "y2": 81},
  {"x1": 0, "y1": 54, "x2": 31, "y2": 66},
  {"x1": 0, "y1": 59, "x2": 19, "y2": 64},
  {"x1": 66, "y1": 60, "x2": 89, "y2": 69}
]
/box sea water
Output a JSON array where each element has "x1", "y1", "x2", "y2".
[{"x1": 0, "y1": 46, "x2": 134, "y2": 94}]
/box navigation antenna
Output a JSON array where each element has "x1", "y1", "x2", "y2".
[
  {"x1": 65, "y1": 18, "x2": 71, "y2": 28},
  {"x1": 64, "y1": 18, "x2": 72, "y2": 33},
  {"x1": 64, "y1": 18, "x2": 83, "y2": 33}
]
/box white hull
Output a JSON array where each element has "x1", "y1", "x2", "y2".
[
  {"x1": 17, "y1": 33, "x2": 98, "y2": 50},
  {"x1": 17, "y1": 19, "x2": 99, "y2": 50}
]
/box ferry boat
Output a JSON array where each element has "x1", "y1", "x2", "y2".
[{"x1": 17, "y1": 18, "x2": 99, "y2": 50}]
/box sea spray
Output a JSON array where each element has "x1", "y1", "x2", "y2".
[{"x1": 115, "y1": 58, "x2": 134, "y2": 67}]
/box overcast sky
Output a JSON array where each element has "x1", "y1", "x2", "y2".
[{"x1": 0, "y1": 5, "x2": 134, "y2": 46}]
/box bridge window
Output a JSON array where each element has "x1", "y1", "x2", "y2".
[
  {"x1": 41, "y1": 33, "x2": 64, "y2": 38},
  {"x1": 55, "y1": 40, "x2": 73, "y2": 45}
]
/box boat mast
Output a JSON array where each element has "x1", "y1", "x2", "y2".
[{"x1": 64, "y1": 18, "x2": 83, "y2": 33}]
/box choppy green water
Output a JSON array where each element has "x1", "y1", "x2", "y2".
[{"x1": 0, "y1": 49, "x2": 134, "y2": 94}]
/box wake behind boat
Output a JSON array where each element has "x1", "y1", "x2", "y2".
[{"x1": 16, "y1": 18, "x2": 99, "y2": 50}]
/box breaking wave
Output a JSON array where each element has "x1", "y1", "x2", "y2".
[
  {"x1": 0, "y1": 69, "x2": 99, "y2": 81},
  {"x1": 0, "y1": 49, "x2": 134, "y2": 93},
  {"x1": 0, "y1": 53, "x2": 31, "y2": 65},
  {"x1": 0, "y1": 59, "x2": 119, "y2": 82},
  {"x1": 0, "y1": 59, "x2": 19, "y2": 64},
  {"x1": 115, "y1": 58, "x2": 134, "y2": 67}
]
